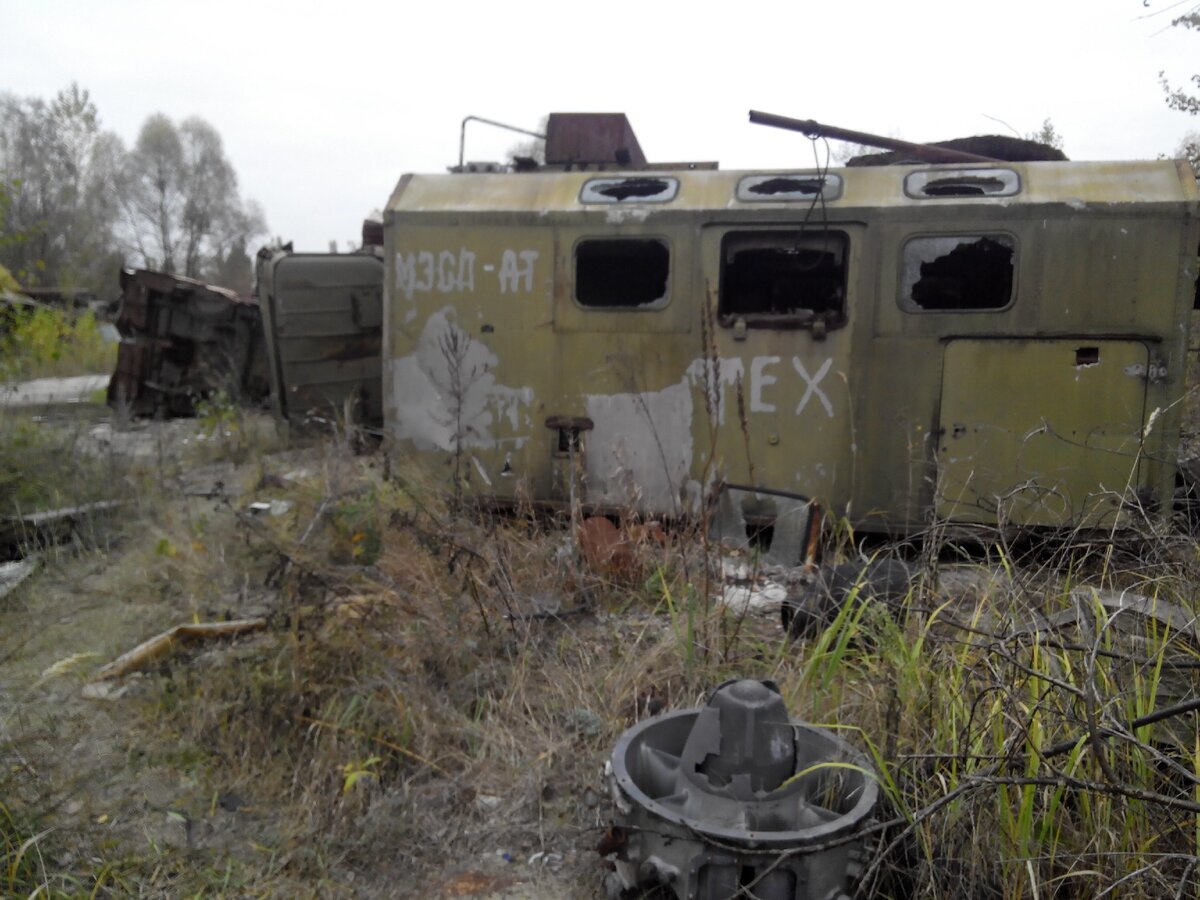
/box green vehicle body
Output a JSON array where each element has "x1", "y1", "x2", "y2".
[
  {"x1": 256, "y1": 246, "x2": 384, "y2": 427},
  {"x1": 383, "y1": 157, "x2": 1199, "y2": 537}
]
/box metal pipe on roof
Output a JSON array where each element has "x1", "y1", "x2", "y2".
[
  {"x1": 748, "y1": 110, "x2": 1001, "y2": 164},
  {"x1": 458, "y1": 116, "x2": 547, "y2": 169}
]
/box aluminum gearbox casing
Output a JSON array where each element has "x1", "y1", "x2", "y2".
[{"x1": 604, "y1": 679, "x2": 877, "y2": 900}]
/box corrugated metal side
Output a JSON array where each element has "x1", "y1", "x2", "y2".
[{"x1": 256, "y1": 250, "x2": 384, "y2": 427}]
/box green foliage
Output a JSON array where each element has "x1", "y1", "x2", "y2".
[
  {"x1": 0, "y1": 414, "x2": 119, "y2": 516},
  {"x1": 1160, "y1": 6, "x2": 1200, "y2": 117},
  {"x1": 0, "y1": 304, "x2": 115, "y2": 382},
  {"x1": 340, "y1": 756, "x2": 382, "y2": 794},
  {"x1": 0, "y1": 799, "x2": 50, "y2": 897},
  {"x1": 195, "y1": 388, "x2": 238, "y2": 438},
  {"x1": 1025, "y1": 118, "x2": 1065, "y2": 152},
  {"x1": 0, "y1": 261, "x2": 18, "y2": 293},
  {"x1": 193, "y1": 388, "x2": 255, "y2": 463},
  {"x1": 1175, "y1": 131, "x2": 1200, "y2": 173},
  {"x1": 122, "y1": 113, "x2": 265, "y2": 288},
  {"x1": 330, "y1": 495, "x2": 383, "y2": 565},
  {"x1": 2, "y1": 83, "x2": 267, "y2": 296},
  {"x1": 0, "y1": 83, "x2": 123, "y2": 294}
]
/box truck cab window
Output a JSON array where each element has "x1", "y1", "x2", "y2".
[
  {"x1": 901, "y1": 234, "x2": 1015, "y2": 311},
  {"x1": 575, "y1": 238, "x2": 670, "y2": 309},
  {"x1": 718, "y1": 229, "x2": 848, "y2": 329}
]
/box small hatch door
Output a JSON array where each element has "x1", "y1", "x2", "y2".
[{"x1": 936, "y1": 338, "x2": 1150, "y2": 527}]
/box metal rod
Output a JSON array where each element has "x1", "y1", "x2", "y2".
[
  {"x1": 459, "y1": 116, "x2": 547, "y2": 168},
  {"x1": 748, "y1": 110, "x2": 1000, "y2": 164},
  {"x1": 721, "y1": 482, "x2": 812, "y2": 504}
]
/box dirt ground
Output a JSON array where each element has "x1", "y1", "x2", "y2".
[
  {"x1": 7, "y1": 369, "x2": 1200, "y2": 900},
  {"x1": 0, "y1": 393, "x2": 605, "y2": 899}
]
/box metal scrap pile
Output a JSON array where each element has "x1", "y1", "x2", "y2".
[{"x1": 107, "y1": 269, "x2": 269, "y2": 417}]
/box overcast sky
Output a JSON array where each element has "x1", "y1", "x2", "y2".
[{"x1": 2, "y1": 0, "x2": 1197, "y2": 253}]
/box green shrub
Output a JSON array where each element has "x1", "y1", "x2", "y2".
[{"x1": 0, "y1": 305, "x2": 116, "y2": 382}]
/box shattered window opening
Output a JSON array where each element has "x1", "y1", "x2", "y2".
[
  {"x1": 575, "y1": 239, "x2": 670, "y2": 309},
  {"x1": 900, "y1": 234, "x2": 1015, "y2": 311},
  {"x1": 580, "y1": 177, "x2": 679, "y2": 203},
  {"x1": 555, "y1": 427, "x2": 583, "y2": 456},
  {"x1": 718, "y1": 230, "x2": 848, "y2": 327},
  {"x1": 736, "y1": 173, "x2": 844, "y2": 202},
  {"x1": 904, "y1": 168, "x2": 1020, "y2": 199},
  {"x1": 921, "y1": 176, "x2": 1007, "y2": 197}
]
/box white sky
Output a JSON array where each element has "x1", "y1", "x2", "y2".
[{"x1": 2, "y1": 0, "x2": 1197, "y2": 253}]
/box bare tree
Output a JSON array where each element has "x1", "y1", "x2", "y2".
[
  {"x1": 119, "y1": 113, "x2": 265, "y2": 287},
  {"x1": 1174, "y1": 131, "x2": 1200, "y2": 173},
  {"x1": 0, "y1": 83, "x2": 122, "y2": 293},
  {"x1": 1159, "y1": 5, "x2": 1200, "y2": 116}
]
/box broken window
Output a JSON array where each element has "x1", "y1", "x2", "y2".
[
  {"x1": 718, "y1": 230, "x2": 848, "y2": 328},
  {"x1": 575, "y1": 239, "x2": 670, "y2": 308},
  {"x1": 580, "y1": 177, "x2": 679, "y2": 203},
  {"x1": 900, "y1": 234, "x2": 1015, "y2": 311},
  {"x1": 736, "y1": 173, "x2": 843, "y2": 202},
  {"x1": 904, "y1": 168, "x2": 1020, "y2": 199}
]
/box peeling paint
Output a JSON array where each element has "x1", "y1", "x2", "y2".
[
  {"x1": 389, "y1": 308, "x2": 533, "y2": 452},
  {"x1": 1124, "y1": 362, "x2": 1168, "y2": 382},
  {"x1": 584, "y1": 381, "x2": 694, "y2": 513},
  {"x1": 604, "y1": 207, "x2": 652, "y2": 225},
  {"x1": 471, "y1": 455, "x2": 493, "y2": 487}
]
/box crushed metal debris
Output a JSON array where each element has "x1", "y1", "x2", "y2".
[{"x1": 107, "y1": 268, "x2": 269, "y2": 417}]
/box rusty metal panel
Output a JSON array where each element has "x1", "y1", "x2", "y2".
[
  {"x1": 106, "y1": 269, "x2": 268, "y2": 417},
  {"x1": 544, "y1": 113, "x2": 647, "y2": 167},
  {"x1": 256, "y1": 248, "x2": 384, "y2": 427}
]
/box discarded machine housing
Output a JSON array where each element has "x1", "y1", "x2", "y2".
[
  {"x1": 604, "y1": 679, "x2": 877, "y2": 900},
  {"x1": 107, "y1": 269, "x2": 269, "y2": 417},
  {"x1": 383, "y1": 112, "x2": 1200, "y2": 542},
  {"x1": 255, "y1": 222, "x2": 385, "y2": 428}
]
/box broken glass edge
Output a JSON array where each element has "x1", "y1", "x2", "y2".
[
  {"x1": 572, "y1": 237, "x2": 672, "y2": 310},
  {"x1": 903, "y1": 168, "x2": 1021, "y2": 200},
  {"x1": 736, "y1": 173, "x2": 844, "y2": 202},
  {"x1": 579, "y1": 177, "x2": 680, "y2": 204},
  {"x1": 897, "y1": 232, "x2": 1018, "y2": 313}
]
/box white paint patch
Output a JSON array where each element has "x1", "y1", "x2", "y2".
[
  {"x1": 685, "y1": 357, "x2": 745, "y2": 426},
  {"x1": 470, "y1": 455, "x2": 493, "y2": 487},
  {"x1": 389, "y1": 308, "x2": 533, "y2": 452},
  {"x1": 604, "y1": 207, "x2": 651, "y2": 225},
  {"x1": 584, "y1": 380, "x2": 694, "y2": 513}
]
